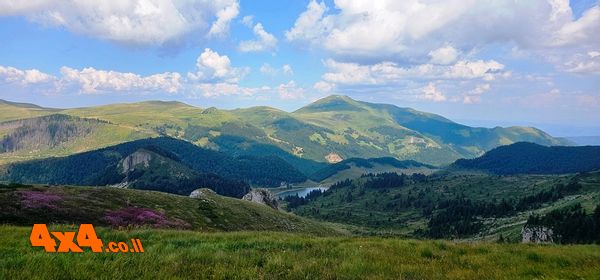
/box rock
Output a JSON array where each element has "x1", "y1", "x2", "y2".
[
  {"x1": 521, "y1": 226, "x2": 554, "y2": 243},
  {"x1": 325, "y1": 153, "x2": 343, "y2": 163},
  {"x1": 121, "y1": 149, "x2": 152, "y2": 173},
  {"x1": 189, "y1": 188, "x2": 216, "y2": 199},
  {"x1": 242, "y1": 189, "x2": 279, "y2": 210}
]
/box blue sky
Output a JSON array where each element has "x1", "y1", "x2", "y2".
[{"x1": 0, "y1": 0, "x2": 599, "y2": 136}]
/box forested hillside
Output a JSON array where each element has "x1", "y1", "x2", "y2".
[
  {"x1": 286, "y1": 170, "x2": 600, "y2": 242},
  {"x1": 453, "y1": 142, "x2": 600, "y2": 174},
  {"x1": 0, "y1": 137, "x2": 309, "y2": 196}
]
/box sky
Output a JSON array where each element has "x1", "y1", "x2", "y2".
[{"x1": 0, "y1": 0, "x2": 599, "y2": 136}]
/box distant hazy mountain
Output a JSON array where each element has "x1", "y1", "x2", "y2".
[
  {"x1": 564, "y1": 136, "x2": 600, "y2": 146},
  {"x1": 453, "y1": 142, "x2": 600, "y2": 174},
  {"x1": 0, "y1": 96, "x2": 568, "y2": 167}
]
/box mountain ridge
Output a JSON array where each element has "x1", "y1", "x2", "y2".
[{"x1": 0, "y1": 96, "x2": 569, "y2": 167}]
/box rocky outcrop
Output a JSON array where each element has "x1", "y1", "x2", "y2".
[
  {"x1": 121, "y1": 149, "x2": 152, "y2": 173},
  {"x1": 325, "y1": 153, "x2": 343, "y2": 163},
  {"x1": 522, "y1": 226, "x2": 554, "y2": 243},
  {"x1": 242, "y1": 189, "x2": 279, "y2": 210},
  {"x1": 189, "y1": 188, "x2": 216, "y2": 199}
]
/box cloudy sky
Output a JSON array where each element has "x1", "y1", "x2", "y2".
[{"x1": 0, "y1": 0, "x2": 599, "y2": 136}]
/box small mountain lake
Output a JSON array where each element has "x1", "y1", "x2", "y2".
[{"x1": 276, "y1": 187, "x2": 327, "y2": 198}]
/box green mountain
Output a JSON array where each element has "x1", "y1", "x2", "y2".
[
  {"x1": 0, "y1": 184, "x2": 338, "y2": 234},
  {"x1": 453, "y1": 142, "x2": 600, "y2": 175},
  {"x1": 0, "y1": 137, "x2": 309, "y2": 195},
  {"x1": 310, "y1": 157, "x2": 437, "y2": 183},
  {"x1": 287, "y1": 168, "x2": 600, "y2": 240},
  {"x1": 0, "y1": 96, "x2": 569, "y2": 169}
]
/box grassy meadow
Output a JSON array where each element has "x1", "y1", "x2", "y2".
[{"x1": 1, "y1": 225, "x2": 600, "y2": 279}]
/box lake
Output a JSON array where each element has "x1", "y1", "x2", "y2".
[{"x1": 276, "y1": 187, "x2": 328, "y2": 198}]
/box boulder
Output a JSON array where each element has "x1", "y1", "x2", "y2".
[
  {"x1": 242, "y1": 189, "x2": 279, "y2": 210},
  {"x1": 521, "y1": 226, "x2": 554, "y2": 243},
  {"x1": 189, "y1": 188, "x2": 216, "y2": 199}
]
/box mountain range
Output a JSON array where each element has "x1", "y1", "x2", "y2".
[{"x1": 0, "y1": 96, "x2": 568, "y2": 171}]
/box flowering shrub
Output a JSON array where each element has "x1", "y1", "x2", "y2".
[
  {"x1": 103, "y1": 207, "x2": 190, "y2": 229},
  {"x1": 19, "y1": 191, "x2": 63, "y2": 210}
]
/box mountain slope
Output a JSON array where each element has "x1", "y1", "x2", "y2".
[
  {"x1": 310, "y1": 157, "x2": 437, "y2": 183},
  {"x1": 0, "y1": 99, "x2": 58, "y2": 122},
  {"x1": 0, "y1": 137, "x2": 308, "y2": 193},
  {"x1": 0, "y1": 96, "x2": 569, "y2": 167},
  {"x1": 0, "y1": 114, "x2": 150, "y2": 164},
  {"x1": 0, "y1": 184, "x2": 339, "y2": 234},
  {"x1": 453, "y1": 142, "x2": 600, "y2": 174}
]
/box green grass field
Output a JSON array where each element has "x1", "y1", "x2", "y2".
[{"x1": 1, "y1": 225, "x2": 600, "y2": 279}]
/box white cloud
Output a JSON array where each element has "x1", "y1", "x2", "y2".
[
  {"x1": 282, "y1": 64, "x2": 293, "y2": 75},
  {"x1": 241, "y1": 15, "x2": 254, "y2": 27},
  {"x1": 259, "y1": 63, "x2": 294, "y2": 76},
  {"x1": 59, "y1": 67, "x2": 182, "y2": 94},
  {"x1": 320, "y1": 58, "x2": 506, "y2": 86},
  {"x1": 208, "y1": 1, "x2": 239, "y2": 37},
  {"x1": 259, "y1": 63, "x2": 277, "y2": 76},
  {"x1": 429, "y1": 46, "x2": 459, "y2": 65},
  {"x1": 0, "y1": 66, "x2": 55, "y2": 85},
  {"x1": 277, "y1": 81, "x2": 304, "y2": 100},
  {"x1": 1, "y1": 64, "x2": 183, "y2": 95},
  {"x1": 313, "y1": 81, "x2": 334, "y2": 92},
  {"x1": 238, "y1": 23, "x2": 277, "y2": 52},
  {"x1": 421, "y1": 83, "x2": 446, "y2": 102},
  {"x1": 285, "y1": 0, "x2": 328, "y2": 43},
  {"x1": 463, "y1": 83, "x2": 491, "y2": 104},
  {"x1": 561, "y1": 51, "x2": 600, "y2": 75},
  {"x1": 188, "y1": 48, "x2": 249, "y2": 83},
  {"x1": 552, "y1": 5, "x2": 600, "y2": 47},
  {"x1": 0, "y1": 0, "x2": 239, "y2": 47},
  {"x1": 191, "y1": 82, "x2": 265, "y2": 98},
  {"x1": 286, "y1": 0, "x2": 600, "y2": 65}
]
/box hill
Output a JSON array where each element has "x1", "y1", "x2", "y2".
[
  {"x1": 0, "y1": 184, "x2": 337, "y2": 234},
  {"x1": 287, "y1": 169, "x2": 600, "y2": 240},
  {"x1": 0, "y1": 99, "x2": 58, "y2": 122},
  {"x1": 0, "y1": 137, "x2": 308, "y2": 195},
  {"x1": 452, "y1": 142, "x2": 600, "y2": 175},
  {"x1": 0, "y1": 96, "x2": 568, "y2": 168},
  {"x1": 566, "y1": 136, "x2": 600, "y2": 146},
  {"x1": 310, "y1": 157, "x2": 437, "y2": 183},
  {"x1": 0, "y1": 114, "x2": 150, "y2": 164}
]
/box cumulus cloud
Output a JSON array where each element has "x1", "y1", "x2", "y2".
[
  {"x1": 190, "y1": 82, "x2": 265, "y2": 98},
  {"x1": 552, "y1": 5, "x2": 600, "y2": 47},
  {"x1": 320, "y1": 58, "x2": 506, "y2": 85},
  {"x1": 429, "y1": 46, "x2": 459, "y2": 65},
  {"x1": 463, "y1": 83, "x2": 491, "y2": 104},
  {"x1": 0, "y1": 0, "x2": 239, "y2": 47},
  {"x1": 561, "y1": 51, "x2": 600, "y2": 74},
  {"x1": 0, "y1": 66, "x2": 55, "y2": 85},
  {"x1": 421, "y1": 83, "x2": 446, "y2": 102},
  {"x1": 0, "y1": 64, "x2": 183, "y2": 95},
  {"x1": 188, "y1": 48, "x2": 249, "y2": 83},
  {"x1": 240, "y1": 15, "x2": 254, "y2": 27},
  {"x1": 238, "y1": 23, "x2": 277, "y2": 52},
  {"x1": 277, "y1": 81, "x2": 304, "y2": 100},
  {"x1": 286, "y1": 0, "x2": 600, "y2": 73},
  {"x1": 313, "y1": 81, "x2": 334, "y2": 93},
  {"x1": 59, "y1": 67, "x2": 182, "y2": 94},
  {"x1": 259, "y1": 63, "x2": 294, "y2": 76},
  {"x1": 282, "y1": 64, "x2": 293, "y2": 75}
]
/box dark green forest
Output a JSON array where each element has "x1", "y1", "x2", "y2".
[{"x1": 453, "y1": 142, "x2": 600, "y2": 174}]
